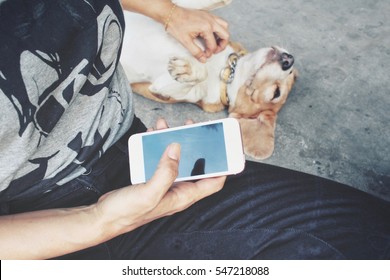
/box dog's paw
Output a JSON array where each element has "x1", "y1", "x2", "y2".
[
  {"x1": 168, "y1": 57, "x2": 207, "y2": 84},
  {"x1": 168, "y1": 57, "x2": 192, "y2": 82}
]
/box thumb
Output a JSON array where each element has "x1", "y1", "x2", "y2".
[{"x1": 146, "y1": 143, "x2": 181, "y2": 194}]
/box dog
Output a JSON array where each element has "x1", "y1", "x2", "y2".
[{"x1": 120, "y1": 0, "x2": 297, "y2": 159}]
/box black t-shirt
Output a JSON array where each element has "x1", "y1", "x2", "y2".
[{"x1": 0, "y1": 0, "x2": 134, "y2": 201}]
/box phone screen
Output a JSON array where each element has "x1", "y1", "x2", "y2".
[{"x1": 142, "y1": 122, "x2": 228, "y2": 181}]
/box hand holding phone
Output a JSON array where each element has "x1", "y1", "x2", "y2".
[
  {"x1": 94, "y1": 141, "x2": 226, "y2": 241},
  {"x1": 128, "y1": 118, "x2": 245, "y2": 184}
]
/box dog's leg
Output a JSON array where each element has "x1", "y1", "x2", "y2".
[
  {"x1": 132, "y1": 82, "x2": 225, "y2": 112},
  {"x1": 173, "y1": 0, "x2": 232, "y2": 11},
  {"x1": 168, "y1": 56, "x2": 208, "y2": 85},
  {"x1": 197, "y1": 100, "x2": 226, "y2": 112},
  {"x1": 132, "y1": 71, "x2": 201, "y2": 104},
  {"x1": 168, "y1": 56, "x2": 226, "y2": 112},
  {"x1": 131, "y1": 82, "x2": 180, "y2": 104}
]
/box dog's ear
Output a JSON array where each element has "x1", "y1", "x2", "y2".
[{"x1": 231, "y1": 111, "x2": 277, "y2": 160}]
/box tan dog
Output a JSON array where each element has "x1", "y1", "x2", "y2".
[{"x1": 120, "y1": 0, "x2": 297, "y2": 159}]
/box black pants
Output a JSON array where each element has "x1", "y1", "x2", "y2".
[{"x1": 4, "y1": 117, "x2": 390, "y2": 259}]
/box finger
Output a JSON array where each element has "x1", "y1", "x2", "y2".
[
  {"x1": 213, "y1": 29, "x2": 229, "y2": 54},
  {"x1": 147, "y1": 176, "x2": 226, "y2": 218},
  {"x1": 185, "y1": 119, "x2": 194, "y2": 125},
  {"x1": 212, "y1": 17, "x2": 230, "y2": 52},
  {"x1": 215, "y1": 36, "x2": 229, "y2": 53},
  {"x1": 183, "y1": 36, "x2": 208, "y2": 63},
  {"x1": 201, "y1": 31, "x2": 218, "y2": 57},
  {"x1": 215, "y1": 17, "x2": 229, "y2": 30},
  {"x1": 156, "y1": 118, "x2": 169, "y2": 130},
  {"x1": 144, "y1": 143, "x2": 181, "y2": 200},
  {"x1": 189, "y1": 176, "x2": 226, "y2": 199}
]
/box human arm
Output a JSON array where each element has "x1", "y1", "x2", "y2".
[
  {"x1": 0, "y1": 120, "x2": 226, "y2": 259},
  {"x1": 120, "y1": 0, "x2": 230, "y2": 62}
]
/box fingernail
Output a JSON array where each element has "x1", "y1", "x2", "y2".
[{"x1": 168, "y1": 143, "x2": 181, "y2": 160}]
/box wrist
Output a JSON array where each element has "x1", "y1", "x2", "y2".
[
  {"x1": 86, "y1": 203, "x2": 118, "y2": 244},
  {"x1": 164, "y1": 3, "x2": 177, "y2": 30},
  {"x1": 88, "y1": 200, "x2": 133, "y2": 243},
  {"x1": 121, "y1": 0, "x2": 177, "y2": 25},
  {"x1": 61, "y1": 205, "x2": 117, "y2": 256}
]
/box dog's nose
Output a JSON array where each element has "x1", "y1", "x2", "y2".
[{"x1": 280, "y1": 52, "x2": 294, "y2": 71}]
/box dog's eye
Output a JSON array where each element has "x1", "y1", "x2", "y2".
[{"x1": 272, "y1": 87, "x2": 281, "y2": 100}]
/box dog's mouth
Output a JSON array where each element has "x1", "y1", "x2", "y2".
[{"x1": 268, "y1": 47, "x2": 294, "y2": 71}]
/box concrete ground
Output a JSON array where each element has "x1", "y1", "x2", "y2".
[{"x1": 132, "y1": 0, "x2": 390, "y2": 201}]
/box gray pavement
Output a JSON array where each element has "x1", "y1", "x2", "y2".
[{"x1": 132, "y1": 0, "x2": 390, "y2": 201}]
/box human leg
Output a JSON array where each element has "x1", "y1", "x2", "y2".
[
  {"x1": 110, "y1": 161, "x2": 390, "y2": 259},
  {"x1": 5, "y1": 116, "x2": 389, "y2": 260}
]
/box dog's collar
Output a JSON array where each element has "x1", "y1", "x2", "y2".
[{"x1": 220, "y1": 51, "x2": 245, "y2": 106}]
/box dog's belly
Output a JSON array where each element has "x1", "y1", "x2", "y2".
[
  {"x1": 121, "y1": 12, "x2": 192, "y2": 84},
  {"x1": 120, "y1": 9, "x2": 236, "y2": 107}
]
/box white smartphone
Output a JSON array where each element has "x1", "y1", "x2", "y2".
[{"x1": 128, "y1": 118, "x2": 245, "y2": 184}]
